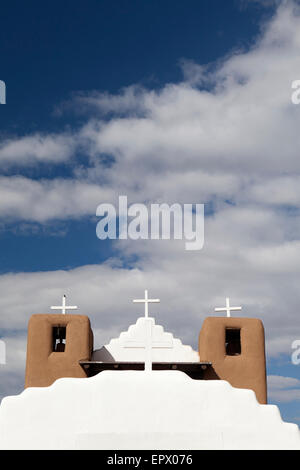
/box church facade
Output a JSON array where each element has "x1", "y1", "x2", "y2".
[
  {"x1": 25, "y1": 292, "x2": 267, "y2": 404},
  {"x1": 0, "y1": 291, "x2": 298, "y2": 450}
]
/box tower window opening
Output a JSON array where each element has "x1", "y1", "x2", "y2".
[
  {"x1": 225, "y1": 328, "x2": 241, "y2": 356},
  {"x1": 52, "y1": 326, "x2": 66, "y2": 352}
]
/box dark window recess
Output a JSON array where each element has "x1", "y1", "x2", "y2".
[
  {"x1": 225, "y1": 328, "x2": 241, "y2": 356},
  {"x1": 52, "y1": 326, "x2": 66, "y2": 352}
]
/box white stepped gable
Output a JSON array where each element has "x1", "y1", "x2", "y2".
[
  {"x1": 92, "y1": 317, "x2": 200, "y2": 362},
  {"x1": 0, "y1": 371, "x2": 299, "y2": 450}
]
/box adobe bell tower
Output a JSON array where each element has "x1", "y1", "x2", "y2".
[
  {"x1": 25, "y1": 296, "x2": 93, "y2": 388},
  {"x1": 198, "y1": 298, "x2": 267, "y2": 404}
]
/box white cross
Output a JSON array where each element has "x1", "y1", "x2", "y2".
[
  {"x1": 51, "y1": 294, "x2": 78, "y2": 315},
  {"x1": 133, "y1": 289, "x2": 160, "y2": 319},
  {"x1": 214, "y1": 297, "x2": 242, "y2": 318},
  {"x1": 131, "y1": 289, "x2": 161, "y2": 372}
]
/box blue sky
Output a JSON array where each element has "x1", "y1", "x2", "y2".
[
  {"x1": 1, "y1": 0, "x2": 266, "y2": 134},
  {"x1": 0, "y1": 0, "x2": 273, "y2": 272},
  {"x1": 0, "y1": 0, "x2": 300, "y2": 428}
]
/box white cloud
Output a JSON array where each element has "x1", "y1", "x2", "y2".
[
  {"x1": 0, "y1": 176, "x2": 114, "y2": 221},
  {"x1": 0, "y1": 134, "x2": 76, "y2": 167},
  {"x1": 76, "y1": 4, "x2": 300, "y2": 183},
  {"x1": 246, "y1": 176, "x2": 300, "y2": 206},
  {"x1": 268, "y1": 375, "x2": 300, "y2": 389},
  {"x1": 268, "y1": 375, "x2": 300, "y2": 402}
]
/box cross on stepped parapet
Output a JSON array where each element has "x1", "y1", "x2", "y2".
[
  {"x1": 131, "y1": 289, "x2": 161, "y2": 372},
  {"x1": 133, "y1": 289, "x2": 160, "y2": 319}
]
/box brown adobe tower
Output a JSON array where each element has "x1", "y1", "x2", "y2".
[
  {"x1": 25, "y1": 313, "x2": 93, "y2": 388},
  {"x1": 199, "y1": 316, "x2": 267, "y2": 404}
]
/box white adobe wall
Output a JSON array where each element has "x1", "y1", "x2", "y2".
[
  {"x1": 0, "y1": 370, "x2": 299, "y2": 450},
  {"x1": 92, "y1": 317, "x2": 200, "y2": 362}
]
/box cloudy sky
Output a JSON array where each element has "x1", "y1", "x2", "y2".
[{"x1": 0, "y1": 0, "x2": 300, "y2": 424}]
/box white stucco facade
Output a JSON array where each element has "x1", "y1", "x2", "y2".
[
  {"x1": 0, "y1": 370, "x2": 299, "y2": 450},
  {"x1": 92, "y1": 317, "x2": 200, "y2": 362}
]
